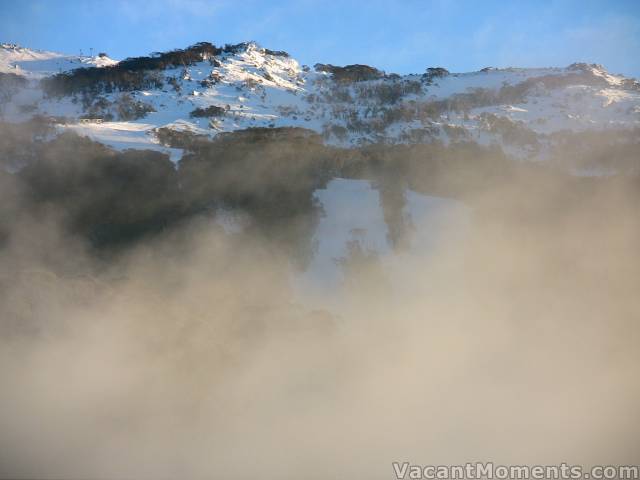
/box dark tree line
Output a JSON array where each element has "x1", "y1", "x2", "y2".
[{"x1": 1, "y1": 121, "x2": 636, "y2": 260}]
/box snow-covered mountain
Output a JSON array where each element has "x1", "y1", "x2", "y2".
[
  {"x1": 1, "y1": 41, "x2": 639, "y2": 163},
  {"x1": 0, "y1": 43, "x2": 117, "y2": 79}
]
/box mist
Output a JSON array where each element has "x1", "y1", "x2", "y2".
[{"x1": 0, "y1": 125, "x2": 639, "y2": 478}]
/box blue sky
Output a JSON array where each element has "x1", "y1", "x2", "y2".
[{"x1": 1, "y1": 0, "x2": 639, "y2": 77}]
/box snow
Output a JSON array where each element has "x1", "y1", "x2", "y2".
[
  {"x1": 1, "y1": 43, "x2": 117, "y2": 79},
  {"x1": 304, "y1": 178, "x2": 391, "y2": 287},
  {"x1": 423, "y1": 67, "x2": 560, "y2": 100},
  {"x1": 294, "y1": 178, "x2": 468, "y2": 311},
  {"x1": 2, "y1": 41, "x2": 639, "y2": 162},
  {"x1": 61, "y1": 121, "x2": 183, "y2": 164}
]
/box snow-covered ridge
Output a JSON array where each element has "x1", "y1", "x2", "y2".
[
  {"x1": 0, "y1": 43, "x2": 117, "y2": 79},
  {"x1": 1, "y1": 41, "x2": 639, "y2": 161}
]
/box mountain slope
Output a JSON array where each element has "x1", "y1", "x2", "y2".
[
  {"x1": 0, "y1": 43, "x2": 117, "y2": 79},
  {"x1": 1, "y1": 41, "x2": 639, "y2": 164}
]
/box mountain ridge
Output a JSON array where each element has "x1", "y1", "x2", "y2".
[{"x1": 1, "y1": 41, "x2": 639, "y2": 166}]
